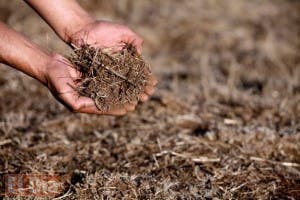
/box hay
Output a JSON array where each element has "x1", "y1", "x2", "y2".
[
  {"x1": 69, "y1": 44, "x2": 151, "y2": 111},
  {"x1": 0, "y1": 0, "x2": 299, "y2": 199}
]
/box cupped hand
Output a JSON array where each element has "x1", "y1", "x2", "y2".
[
  {"x1": 44, "y1": 54, "x2": 137, "y2": 115},
  {"x1": 71, "y1": 21, "x2": 144, "y2": 53},
  {"x1": 70, "y1": 20, "x2": 157, "y2": 103}
]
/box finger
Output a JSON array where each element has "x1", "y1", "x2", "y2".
[
  {"x1": 75, "y1": 103, "x2": 105, "y2": 115},
  {"x1": 131, "y1": 100, "x2": 138, "y2": 106},
  {"x1": 54, "y1": 56, "x2": 80, "y2": 78},
  {"x1": 105, "y1": 106, "x2": 127, "y2": 116},
  {"x1": 122, "y1": 34, "x2": 143, "y2": 54},
  {"x1": 132, "y1": 37, "x2": 143, "y2": 54},
  {"x1": 123, "y1": 103, "x2": 136, "y2": 112},
  {"x1": 68, "y1": 65, "x2": 81, "y2": 79},
  {"x1": 75, "y1": 100, "x2": 128, "y2": 116},
  {"x1": 139, "y1": 93, "x2": 149, "y2": 102},
  {"x1": 148, "y1": 75, "x2": 158, "y2": 86},
  {"x1": 82, "y1": 107, "x2": 127, "y2": 116},
  {"x1": 144, "y1": 85, "x2": 155, "y2": 96},
  {"x1": 60, "y1": 91, "x2": 97, "y2": 112},
  {"x1": 102, "y1": 44, "x2": 125, "y2": 54},
  {"x1": 72, "y1": 96, "x2": 130, "y2": 115},
  {"x1": 69, "y1": 96, "x2": 128, "y2": 116}
]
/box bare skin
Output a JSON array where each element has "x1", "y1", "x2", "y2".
[{"x1": 0, "y1": 0, "x2": 157, "y2": 115}]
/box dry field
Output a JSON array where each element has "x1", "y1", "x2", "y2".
[{"x1": 0, "y1": 0, "x2": 299, "y2": 199}]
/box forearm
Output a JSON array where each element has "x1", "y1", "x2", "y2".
[
  {"x1": 0, "y1": 22, "x2": 50, "y2": 84},
  {"x1": 25, "y1": 0, "x2": 94, "y2": 44}
]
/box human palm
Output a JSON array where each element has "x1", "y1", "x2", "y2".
[{"x1": 45, "y1": 54, "x2": 130, "y2": 115}]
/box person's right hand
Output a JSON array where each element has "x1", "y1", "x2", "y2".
[
  {"x1": 69, "y1": 20, "x2": 157, "y2": 102},
  {"x1": 44, "y1": 54, "x2": 136, "y2": 115}
]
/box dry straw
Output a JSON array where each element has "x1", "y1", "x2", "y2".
[{"x1": 69, "y1": 44, "x2": 151, "y2": 111}]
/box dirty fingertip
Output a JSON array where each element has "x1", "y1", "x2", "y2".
[
  {"x1": 145, "y1": 86, "x2": 155, "y2": 95},
  {"x1": 139, "y1": 93, "x2": 149, "y2": 102},
  {"x1": 148, "y1": 75, "x2": 158, "y2": 86},
  {"x1": 124, "y1": 103, "x2": 136, "y2": 112}
]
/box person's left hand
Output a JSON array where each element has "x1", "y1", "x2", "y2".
[
  {"x1": 70, "y1": 20, "x2": 157, "y2": 102},
  {"x1": 44, "y1": 54, "x2": 131, "y2": 115}
]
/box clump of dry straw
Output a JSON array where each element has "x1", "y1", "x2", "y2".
[{"x1": 69, "y1": 43, "x2": 151, "y2": 111}]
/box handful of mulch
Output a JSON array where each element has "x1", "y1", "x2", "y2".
[{"x1": 69, "y1": 44, "x2": 151, "y2": 111}]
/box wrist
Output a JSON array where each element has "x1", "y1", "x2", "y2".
[
  {"x1": 63, "y1": 13, "x2": 95, "y2": 44},
  {"x1": 40, "y1": 53, "x2": 66, "y2": 85},
  {"x1": 26, "y1": 0, "x2": 95, "y2": 45},
  {"x1": 32, "y1": 51, "x2": 55, "y2": 85}
]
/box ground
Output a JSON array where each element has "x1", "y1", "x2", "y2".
[{"x1": 0, "y1": 0, "x2": 299, "y2": 199}]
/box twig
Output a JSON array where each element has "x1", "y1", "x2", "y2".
[
  {"x1": 152, "y1": 154, "x2": 160, "y2": 168},
  {"x1": 230, "y1": 183, "x2": 247, "y2": 193},
  {"x1": 156, "y1": 150, "x2": 220, "y2": 163},
  {"x1": 99, "y1": 187, "x2": 117, "y2": 190},
  {"x1": 70, "y1": 43, "x2": 80, "y2": 49},
  {"x1": 250, "y1": 156, "x2": 300, "y2": 167},
  {"x1": 0, "y1": 139, "x2": 12, "y2": 146},
  {"x1": 94, "y1": 60, "x2": 136, "y2": 87},
  {"x1": 52, "y1": 187, "x2": 72, "y2": 200}
]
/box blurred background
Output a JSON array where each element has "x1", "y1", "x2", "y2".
[{"x1": 0, "y1": 0, "x2": 299, "y2": 199}]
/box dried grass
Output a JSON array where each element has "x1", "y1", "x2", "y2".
[
  {"x1": 0, "y1": 0, "x2": 299, "y2": 199},
  {"x1": 69, "y1": 44, "x2": 150, "y2": 111}
]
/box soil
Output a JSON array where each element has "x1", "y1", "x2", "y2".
[
  {"x1": 69, "y1": 44, "x2": 150, "y2": 111},
  {"x1": 0, "y1": 0, "x2": 299, "y2": 199}
]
